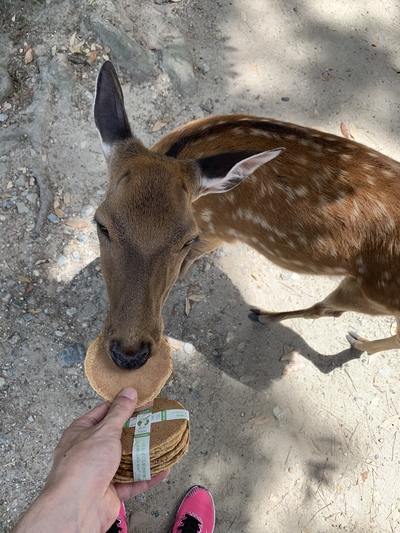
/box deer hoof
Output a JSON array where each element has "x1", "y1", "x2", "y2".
[
  {"x1": 346, "y1": 330, "x2": 366, "y2": 352},
  {"x1": 248, "y1": 309, "x2": 262, "y2": 322}
]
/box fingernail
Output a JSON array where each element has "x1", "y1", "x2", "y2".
[{"x1": 119, "y1": 387, "x2": 137, "y2": 401}]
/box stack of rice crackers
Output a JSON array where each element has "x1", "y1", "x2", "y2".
[{"x1": 85, "y1": 334, "x2": 190, "y2": 482}]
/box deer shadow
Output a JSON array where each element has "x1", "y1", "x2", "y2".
[{"x1": 161, "y1": 255, "x2": 363, "y2": 392}]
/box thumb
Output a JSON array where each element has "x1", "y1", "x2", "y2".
[{"x1": 104, "y1": 388, "x2": 138, "y2": 431}]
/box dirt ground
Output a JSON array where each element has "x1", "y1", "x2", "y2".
[{"x1": 1, "y1": 0, "x2": 400, "y2": 531}]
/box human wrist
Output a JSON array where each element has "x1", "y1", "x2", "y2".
[{"x1": 11, "y1": 480, "x2": 91, "y2": 533}]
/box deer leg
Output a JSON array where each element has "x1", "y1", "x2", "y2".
[
  {"x1": 347, "y1": 319, "x2": 400, "y2": 355},
  {"x1": 249, "y1": 276, "x2": 378, "y2": 323},
  {"x1": 250, "y1": 276, "x2": 400, "y2": 355}
]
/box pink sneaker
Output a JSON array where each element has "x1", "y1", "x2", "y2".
[
  {"x1": 171, "y1": 485, "x2": 215, "y2": 533},
  {"x1": 106, "y1": 502, "x2": 128, "y2": 533}
]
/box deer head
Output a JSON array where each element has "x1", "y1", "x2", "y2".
[{"x1": 94, "y1": 62, "x2": 282, "y2": 370}]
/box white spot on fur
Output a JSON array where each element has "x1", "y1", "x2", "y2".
[{"x1": 200, "y1": 209, "x2": 212, "y2": 223}]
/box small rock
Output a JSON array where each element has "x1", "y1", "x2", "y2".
[
  {"x1": 9, "y1": 334, "x2": 20, "y2": 345},
  {"x1": 163, "y1": 40, "x2": 198, "y2": 96},
  {"x1": 58, "y1": 343, "x2": 86, "y2": 367},
  {"x1": 281, "y1": 96, "x2": 290, "y2": 102},
  {"x1": 226, "y1": 331, "x2": 235, "y2": 343},
  {"x1": 273, "y1": 406, "x2": 285, "y2": 420},
  {"x1": 22, "y1": 313, "x2": 34, "y2": 323},
  {"x1": 57, "y1": 255, "x2": 70, "y2": 265},
  {"x1": 27, "y1": 415, "x2": 34, "y2": 423},
  {"x1": 15, "y1": 175, "x2": 26, "y2": 187},
  {"x1": 0, "y1": 66, "x2": 13, "y2": 103},
  {"x1": 48, "y1": 213, "x2": 60, "y2": 224},
  {"x1": 26, "y1": 193, "x2": 38, "y2": 204},
  {"x1": 16, "y1": 202, "x2": 28, "y2": 214},
  {"x1": 46, "y1": 54, "x2": 76, "y2": 102},
  {"x1": 183, "y1": 342, "x2": 194, "y2": 355},
  {"x1": 212, "y1": 350, "x2": 222, "y2": 364},
  {"x1": 80, "y1": 204, "x2": 95, "y2": 217},
  {"x1": 201, "y1": 63, "x2": 210, "y2": 74},
  {"x1": 0, "y1": 113, "x2": 8, "y2": 122},
  {"x1": 0, "y1": 377, "x2": 6, "y2": 388}
]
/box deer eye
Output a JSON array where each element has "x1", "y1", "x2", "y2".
[
  {"x1": 182, "y1": 237, "x2": 197, "y2": 249},
  {"x1": 95, "y1": 219, "x2": 110, "y2": 239}
]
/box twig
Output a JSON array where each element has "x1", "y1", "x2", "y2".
[
  {"x1": 31, "y1": 167, "x2": 53, "y2": 235},
  {"x1": 315, "y1": 457, "x2": 329, "y2": 494},
  {"x1": 344, "y1": 368, "x2": 357, "y2": 393},
  {"x1": 284, "y1": 445, "x2": 292, "y2": 470},
  {"x1": 305, "y1": 501, "x2": 332, "y2": 527},
  {"x1": 391, "y1": 432, "x2": 397, "y2": 462}
]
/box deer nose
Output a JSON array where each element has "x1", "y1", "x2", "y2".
[{"x1": 108, "y1": 340, "x2": 150, "y2": 370}]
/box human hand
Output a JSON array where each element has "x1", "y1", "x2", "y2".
[{"x1": 12, "y1": 388, "x2": 169, "y2": 533}]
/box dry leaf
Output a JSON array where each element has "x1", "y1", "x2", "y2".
[
  {"x1": 3, "y1": 102, "x2": 12, "y2": 111},
  {"x1": 379, "y1": 415, "x2": 400, "y2": 429},
  {"x1": 54, "y1": 208, "x2": 65, "y2": 218},
  {"x1": 87, "y1": 50, "x2": 99, "y2": 66},
  {"x1": 340, "y1": 121, "x2": 352, "y2": 139},
  {"x1": 69, "y1": 40, "x2": 85, "y2": 54},
  {"x1": 64, "y1": 192, "x2": 71, "y2": 205},
  {"x1": 64, "y1": 220, "x2": 88, "y2": 229},
  {"x1": 185, "y1": 297, "x2": 191, "y2": 316},
  {"x1": 247, "y1": 415, "x2": 269, "y2": 426},
  {"x1": 152, "y1": 120, "x2": 167, "y2": 132},
  {"x1": 188, "y1": 294, "x2": 206, "y2": 302},
  {"x1": 152, "y1": 117, "x2": 173, "y2": 132},
  {"x1": 0, "y1": 193, "x2": 12, "y2": 199},
  {"x1": 24, "y1": 47, "x2": 35, "y2": 64},
  {"x1": 69, "y1": 32, "x2": 77, "y2": 46},
  {"x1": 349, "y1": 124, "x2": 357, "y2": 140},
  {"x1": 18, "y1": 275, "x2": 31, "y2": 283},
  {"x1": 53, "y1": 196, "x2": 60, "y2": 209}
]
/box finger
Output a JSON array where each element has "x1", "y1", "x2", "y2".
[
  {"x1": 102, "y1": 388, "x2": 138, "y2": 433},
  {"x1": 114, "y1": 469, "x2": 170, "y2": 501}
]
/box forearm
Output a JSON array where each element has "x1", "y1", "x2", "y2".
[{"x1": 11, "y1": 486, "x2": 83, "y2": 533}]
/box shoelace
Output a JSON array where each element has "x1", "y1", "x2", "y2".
[
  {"x1": 105, "y1": 518, "x2": 122, "y2": 533},
  {"x1": 177, "y1": 513, "x2": 202, "y2": 533}
]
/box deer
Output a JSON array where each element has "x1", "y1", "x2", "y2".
[{"x1": 93, "y1": 61, "x2": 400, "y2": 371}]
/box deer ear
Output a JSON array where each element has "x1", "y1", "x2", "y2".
[
  {"x1": 94, "y1": 61, "x2": 133, "y2": 159},
  {"x1": 195, "y1": 148, "x2": 284, "y2": 198}
]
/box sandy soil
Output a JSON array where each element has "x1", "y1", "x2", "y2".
[{"x1": 1, "y1": 1, "x2": 400, "y2": 532}]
